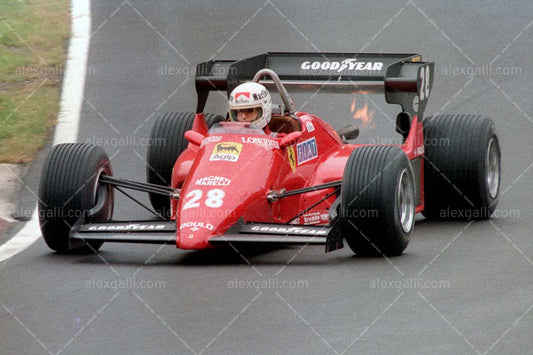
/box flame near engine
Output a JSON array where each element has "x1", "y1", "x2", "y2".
[{"x1": 350, "y1": 96, "x2": 376, "y2": 129}]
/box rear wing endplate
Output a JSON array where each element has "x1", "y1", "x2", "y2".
[{"x1": 195, "y1": 52, "x2": 434, "y2": 120}]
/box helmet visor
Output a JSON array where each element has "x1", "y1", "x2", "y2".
[{"x1": 229, "y1": 107, "x2": 263, "y2": 123}]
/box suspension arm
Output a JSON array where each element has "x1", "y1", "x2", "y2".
[
  {"x1": 267, "y1": 180, "x2": 342, "y2": 202},
  {"x1": 99, "y1": 175, "x2": 179, "y2": 198}
]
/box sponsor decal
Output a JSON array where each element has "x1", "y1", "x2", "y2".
[
  {"x1": 235, "y1": 92, "x2": 250, "y2": 99},
  {"x1": 300, "y1": 211, "x2": 330, "y2": 225},
  {"x1": 201, "y1": 135, "x2": 222, "y2": 148},
  {"x1": 300, "y1": 59, "x2": 384, "y2": 72},
  {"x1": 412, "y1": 96, "x2": 419, "y2": 113},
  {"x1": 303, "y1": 212, "x2": 320, "y2": 224},
  {"x1": 232, "y1": 92, "x2": 251, "y2": 104},
  {"x1": 241, "y1": 136, "x2": 279, "y2": 149},
  {"x1": 415, "y1": 145, "x2": 424, "y2": 156},
  {"x1": 252, "y1": 89, "x2": 269, "y2": 101},
  {"x1": 296, "y1": 137, "x2": 318, "y2": 164},
  {"x1": 87, "y1": 224, "x2": 167, "y2": 231},
  {"x1": 210, "y1": 142, "x2": 242, "y2": 162},
  {"x1": 250, "y1": 226, "x2": 327, "y2": 236},
  {"x1": 195, "y1": 176, "x2": 231, "y2": 186},
  {"x1": 180, "y1": 221, "x2": 214, "y2": 232},
  {"x1": 306, "y1": 121, "x2": 315, "y2": 132},
  {"x1": 287, "y1": 146, "x2": 296, "y2": 173}
]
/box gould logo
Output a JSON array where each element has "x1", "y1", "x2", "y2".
[{"x1": 180, "y1": 222, "x2": 214, "y2": 231}]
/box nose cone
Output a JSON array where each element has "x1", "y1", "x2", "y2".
[
  {"x1": 175, "y1": 134, "x2": 281, "y2": 250},
  {"x1": 177, "y1": 220, "x2": 217, "y2": 249}
]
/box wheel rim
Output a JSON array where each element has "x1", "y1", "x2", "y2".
[
  {"x1": 94, "y1": 167, "x2": 113, "y2": 220},
  {"x1": 398, "y1": 169, "x2": 415, "y2": 233},
  {"x1": 486, "y1": 138, "x2": 500, "y2": 199}
]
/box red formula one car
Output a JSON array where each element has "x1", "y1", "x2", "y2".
[{"x1": 38, "y1": 53, "x2": 501, "y2": 256}]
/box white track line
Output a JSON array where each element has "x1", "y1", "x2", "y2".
[{"x1": 0, "y1": 0, "x2": 90, "y2": 262}]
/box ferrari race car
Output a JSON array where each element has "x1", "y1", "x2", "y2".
[{"x1": 38, "y1": 53, "x2": 501, "y2": 256}]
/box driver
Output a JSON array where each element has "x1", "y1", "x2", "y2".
[{"x1": 228, "y1": 82, "x2": 273, "y2": 133}]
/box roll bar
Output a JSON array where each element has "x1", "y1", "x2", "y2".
[{"x1": 252, "y1": 68, "x2": 296, "y2": 114}]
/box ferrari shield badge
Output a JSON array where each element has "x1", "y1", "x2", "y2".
[{"x1": 287, "y1": 146, "x2": 296, "y2": 173}]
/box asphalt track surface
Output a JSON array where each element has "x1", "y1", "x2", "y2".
[{"x1": 1, "y1": 1, "x2": 532, "y2": 354}]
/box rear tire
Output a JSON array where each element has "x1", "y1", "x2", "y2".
[
  {"x1": 423, "y1": 114, "x2": 501, "y2": 220},
  {"x1": 146, "y1": 112, "x2": 224, "y2": 218},
  {"x1": 39, "y1": 143, "x2": 114, "y2": 252},
  {"x1": 340, "y1": 145, "x2": 415, "y2": 256}
]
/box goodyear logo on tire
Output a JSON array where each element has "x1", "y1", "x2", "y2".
[{"x1": 210, "y1": 142, "x2": 242, "y2": 162}]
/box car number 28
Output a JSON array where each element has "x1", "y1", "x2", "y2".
[
  {"x1": 419, "y1": 65, "x2": 430, "y2": 101},
  {"x1": 182, "y1": 189, "x2": 225, "y2": 210}
]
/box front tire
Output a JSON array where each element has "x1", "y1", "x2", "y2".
[
  {"x1": 340, "y1": 145, "x2": 415, "y2": 256},
  {"x1": 39, "y1": 143, "x2": 114, "y2": 252},
  {"x1": 423, "y1": 114, "x2": 501, "y2": 220},
  {"x1": 146, "y1": 112, "x2": 224, "y2": 218}
]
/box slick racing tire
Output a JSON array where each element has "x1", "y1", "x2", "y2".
[
  {"x1": 423, "y1": 114, "x2": 501, "y2": 220},
  {"x1": 39, "y1": 143, "x2": 114, "y2": 253},
  {"x1": 146, "y1": 112, "x2": 224, "y2": 218},
  {"x1": 341, "y1": 145, "x2": 415, "y2": 256}
]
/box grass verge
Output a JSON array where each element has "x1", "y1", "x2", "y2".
[{"x1": 0, "y1": 0, "x2": 69, "y2": 163}]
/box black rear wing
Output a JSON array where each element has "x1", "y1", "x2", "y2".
[{"x1": 195, "y1": 52, "x2": 434, "y2": 121}]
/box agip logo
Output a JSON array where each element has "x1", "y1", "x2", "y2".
[{"x1": 210, "y1": 142, "x2": 242, "y2": 162}]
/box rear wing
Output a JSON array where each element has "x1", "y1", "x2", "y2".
[{"x1": 195, "y1": 52, "x2": 434, "y2": 121}]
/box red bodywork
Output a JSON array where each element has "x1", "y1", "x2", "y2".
[{"x1": 170, "y1": 112, "x2": 425, "y2": 250}]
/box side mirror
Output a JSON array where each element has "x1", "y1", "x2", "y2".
[
  {"x1": 336, "y1": 124, "x2": 359, "y2": 141},
  {"x1": 184, "y1": 130, "x2": 205, "y2": 146},
  {"x1": 279, "y1": 131, "x2": 302, "y2": 148}
]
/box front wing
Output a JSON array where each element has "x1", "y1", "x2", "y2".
[{"x1": 70, "y1": 219, "x2": 344, "y2": 252}]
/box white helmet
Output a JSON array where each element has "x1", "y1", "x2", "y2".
[{"x1": 228, "y1": 82, "x2": 272, "y2": 129}]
